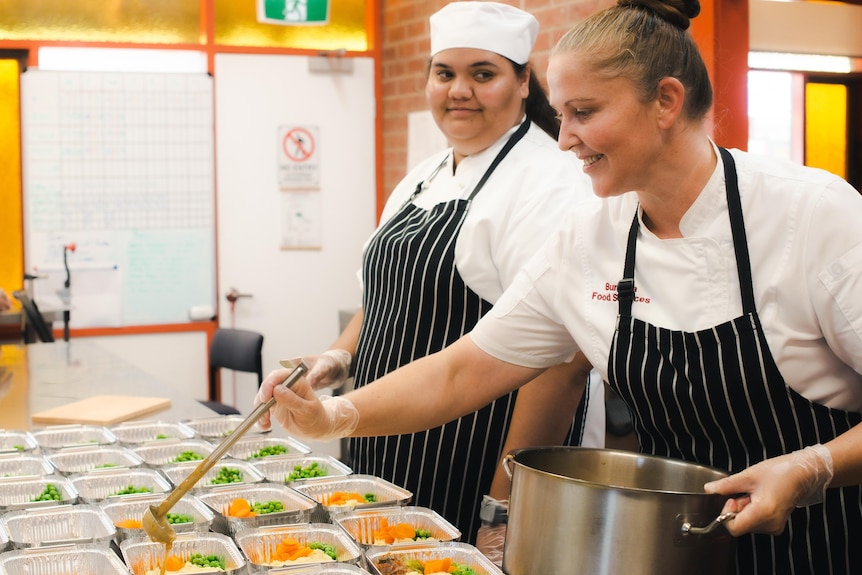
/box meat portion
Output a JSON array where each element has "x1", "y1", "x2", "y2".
[{"x1": 376, "y1": 556, "x2": 413, "y2": 575}]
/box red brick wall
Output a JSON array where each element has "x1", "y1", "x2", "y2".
[{"x1": 378, "y1": 0, "x2": 615, "y2": 209}]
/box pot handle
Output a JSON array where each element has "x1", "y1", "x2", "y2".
[
  {"x1": 503, "y1": 453, "x2": 516, "y2": 480},
  {"x1": 680, "y1": 511, "x2": 737, "y2": 536}
]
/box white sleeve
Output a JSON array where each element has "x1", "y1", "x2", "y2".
[
  {"x1": 459, "y1": 130, "x2": 594, "y2": 303},
  {"x1": 470, "y1": 229, "x2": 579, "y2": 368},
  {"x1": 490, "y1": 158, "x2": 592, "y2": 291},
  {"x1": 810, "y1": 179, "x2": 862, "y2": 376}
]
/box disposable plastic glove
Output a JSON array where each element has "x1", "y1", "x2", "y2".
[
  {"x1": 703, "y1": 444, "x2": 833, "y2": 536},
  {"x1": 304, "y1": 349, "x2": 353, "y2": 391},
  {"x1": 476, "y1": 523, "x2": 507, "y2": 568},
  {"x1": 253, "y1": 368, "x2": 359, "y2": 440}
]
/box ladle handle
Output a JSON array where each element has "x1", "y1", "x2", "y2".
[{"x1": 155, "y1": 360, "x2": 309, "y2": 515}]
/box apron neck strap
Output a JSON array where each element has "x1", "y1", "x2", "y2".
[
  {"x1": 618, "y1": 214, "x2": 639, "y2": 317},
  {"x1": 408, "y1": 118, "x2": 532, "y2": 205},
  {"x1": 466, "y1": 117, "x2": 531, "y2": 201},
  {"x1": 719, "y1": 147, "x2": 756, "y2": 314}
]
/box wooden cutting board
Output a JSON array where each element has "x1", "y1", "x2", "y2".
[{"x1": 32, "y1": 395, "x2": 172, "y2": 425}]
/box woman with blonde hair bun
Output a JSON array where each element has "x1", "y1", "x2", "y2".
[{"x1": 259, "y1": 0, "x2": 862, "y2": 572}]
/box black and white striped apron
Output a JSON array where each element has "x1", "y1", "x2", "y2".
[
  {"x1": 607, "y1": 147, "x2": 862, "y2": 574},
  {"x1": 350, "y1": 120, "x2": 529, "y2": 544}
]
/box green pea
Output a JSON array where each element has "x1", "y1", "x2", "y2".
[
  {"x1": 188, "y1": 554, "x2": 225, "y2": 570},
  {"x1": 308, "y1": 542, "x2": 337, "y2": 560},
  {"x1": 251, "y1": 500, "x2": 284, "y2": 514},
  {"x1": 286, "y1": 461, "x2": 328, "y2": 481},
  {"x1": 113, "y1": 485, "x2": 153, "y2": 495},
  {"x1": 172, "y1": 450, "x2": 205, "y2": 463},
  {"x1": 248, "y1": 444, "x2": 288, "y2": 459},
  {"x1": 31, "y1": 483, "x2": 62, "y2": 501},
  {"x1": 166, "y1": 512, "x2": 194, "y2": 524},
  {"x1": 210, "y1": 466, "x2": 243, "y2": 484},
  {"x1": 450, "y1": 564, "x2": 481, "y2": 575}
]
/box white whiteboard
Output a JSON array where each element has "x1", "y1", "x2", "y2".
[{"x1": 20, "y1": 70, "x2": 216, "y2": 328}]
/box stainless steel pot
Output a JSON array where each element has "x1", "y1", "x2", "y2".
[{"x1": 502, "y1": 447, "x2": 736, "y2": 575}]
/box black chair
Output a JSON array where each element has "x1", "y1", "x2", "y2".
[
  {"x1": 12, "y1": 290, "x2": 54, "y2": 343},
  {"x1": 199, "y1": 328, "x2": 264, "y2": 415}
]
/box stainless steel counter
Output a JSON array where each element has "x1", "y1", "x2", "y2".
[{"x1": 0, "y1": 339, "x2": 216, "y2": 430}]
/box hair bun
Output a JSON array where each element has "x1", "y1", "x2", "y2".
[{"x1": 618, "y1": 0, "x2": 700, "y2": 29}]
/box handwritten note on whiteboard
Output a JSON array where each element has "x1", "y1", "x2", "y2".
[{"x1": 21, "y1": 70, "x2": 216, "y2": 328}]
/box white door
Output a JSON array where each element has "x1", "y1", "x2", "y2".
[{"x1": 214, "y1": 54, "x2": 376, "y2": 456}]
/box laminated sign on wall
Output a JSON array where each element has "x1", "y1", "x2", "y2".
[
  {"x1": 278, "y1": 125, "x2": 322, "y2": 249},
  {"x1": 280, "y1": 190, "x2": 322, "y2": 250},
  {"x1": 278, "y1": 125, "x2": 320, "y2": 189},
  {"x1": 258, "y1": 0, "x2": 329, "y2": 25}
]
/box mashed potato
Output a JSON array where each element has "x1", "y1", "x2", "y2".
[
  {"x1": 143, "y1": 553, "x2": 226, "y2": 575},
  {"x1": 380, "y1": 566, "x2": 454, "y2": 575},
  {"x1": 373, "y1": 536, "x2": 438, "y2": 545},
  {"x1": 375, "y1": 557, "x2": 478, "y2": 575},
  {"x1": 266, "y1": 549, "x2": 335, "y2": 567},
  {"x1": 144, "y1": 563, "x2": 223, "y2": 575}
]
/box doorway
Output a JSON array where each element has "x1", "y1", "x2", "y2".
[{"x1": 749, "y1": 69, "x2": 862, "y2": 191}]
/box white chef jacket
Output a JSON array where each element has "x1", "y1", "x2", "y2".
[
  {"x1": 472, "y1": 146, "x2": 862, "y2": 412},
  {"x1": 365, "y1": 120, "x2": 594, "y2": 303},
  {"x1": 362, "y1": 119, "x2": 606, "y2": 446}
]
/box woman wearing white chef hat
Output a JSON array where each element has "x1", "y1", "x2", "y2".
[{"x1": 257, "y1": 0, "x2": 600, "y2": 559}]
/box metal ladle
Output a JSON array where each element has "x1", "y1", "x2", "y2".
[{"x1": 142, "y1": 360, "x2": 309, "y2": 545}]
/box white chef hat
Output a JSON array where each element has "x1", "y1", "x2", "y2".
[{"x1": 429, "y1": 2, "x2": 539, "y2": 65}]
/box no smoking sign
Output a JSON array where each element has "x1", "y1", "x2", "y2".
[{"x1": 278, "y1": 125, "x2": 320, "y2": 189}]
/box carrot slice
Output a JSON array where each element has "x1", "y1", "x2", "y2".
[
  {"x1": 278, "y1": 537, "x2": 300, "y2": 550},
  {"x1": 227, "y1": 497, "x2": 257, "y2": 517},
  {"x1": 424, "y1": 558, "x2": 451, "y2": 573},
  {"x1": 373, "y1": 518, "x2": 393, "y2": 543},
  {"x1": 164, "y1": 555, "x2": 185, "y2": 571},
  {"x1": 328, "y1": 491, "x2": 365, "y2": 505},
  {"x1": 228, "y1": 497, "x2": 250, "y2": 515},
  {"x1": 392, "y1": 523, "x2": 416, "y2": 540},
  {"x1": 275, "y1": 537, "x2": 301, "y2": 561},
  {"x1": 288, "y1": 547, "x2": 314, "y2": 561}
]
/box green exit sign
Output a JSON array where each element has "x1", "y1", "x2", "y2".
[{"x1": 258, "y1": 0, "x2": 329, "y2": 25}]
